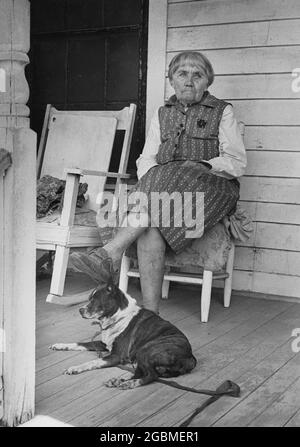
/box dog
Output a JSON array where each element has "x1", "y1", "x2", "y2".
[{"x1": 50, "y1": 259, "x2": 197, "y2": 390}]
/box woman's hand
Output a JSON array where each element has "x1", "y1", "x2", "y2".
[{"x1": 182, "y1": 160, "x2": 212, "y2": 172}]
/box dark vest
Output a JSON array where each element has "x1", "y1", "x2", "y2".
[{"x1": 157, "y1": 91, "x2": 229, "y2": 165}]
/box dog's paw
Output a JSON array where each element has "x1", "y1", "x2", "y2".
[
  {"x1": 50, "y1": 343, "x2": 69, "y2": 351},
  {"x1": 64, "y1": 366, "x2": 82, "y2": 375},
  {"x1": 105, "y1": 378, "x2": 141, "y2": 389},
  {"x1": 104, "y1": 377, "x2": 126, "y2": 388},
  {"x1": 117, "y1": 379, "x2": 141, "y2": 390}
]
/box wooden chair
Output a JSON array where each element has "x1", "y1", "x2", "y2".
[
  {"x1": 36, "y1": 103, "x2": 136, "y2": 304},
  {"x1": 118, "y1": 122, "x2": 245, "y2": 323},
  {"x1": 119, "y1": 224, "x2": 234, "y2": 323}
]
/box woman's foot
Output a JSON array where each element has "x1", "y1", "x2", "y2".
[{"x1": 70, "y1": 247, "x2": 121, "y2": 283}]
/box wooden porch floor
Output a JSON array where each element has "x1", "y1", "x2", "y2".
[{"x1": 36, "y1": 273, "x2": 300, "y2": 427}]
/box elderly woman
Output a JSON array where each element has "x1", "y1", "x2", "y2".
[{"x1": 71, "y1": 51, "x2": 247, "y2": 314}]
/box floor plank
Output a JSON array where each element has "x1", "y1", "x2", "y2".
[
  {"x1": 285, "y1": 408, "x2": 300, "y2": 427},
  {"x1": 214, "y1": 351, "x2": 300, "y2": 427},
  {"x1": 248, "y1": 377, "x2": 300, "y2": 427}
]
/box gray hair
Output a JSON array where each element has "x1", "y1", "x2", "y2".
[{"x1": 168, "y1": 51, "x2": 214, "y2": 86}]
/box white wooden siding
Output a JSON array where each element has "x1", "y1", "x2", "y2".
[
  {"x1": 168, "y1": 0, "x2": 300, "y2": 24},
  {"x1": 164, "y1": 0, "x2": 300, "y2": 299},
  {"x1": 167, "y1": 74, "x2": 300, "y2": 100}
]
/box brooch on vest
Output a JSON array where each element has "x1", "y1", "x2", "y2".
[{"x1": 197, "y1": 119, "x2": 207, "y2": 128}]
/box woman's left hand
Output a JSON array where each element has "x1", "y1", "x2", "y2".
[{"x1": 182, "y1": 160, "x2": 212, "y2": 173}]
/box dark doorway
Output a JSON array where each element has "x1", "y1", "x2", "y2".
[{"x1": 27, "y1": 0, "x2": 148, "y2": 176}]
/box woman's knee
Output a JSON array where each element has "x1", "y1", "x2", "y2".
[{"x1": 138, "y1": 227, "x2": 166, "y2": 250}]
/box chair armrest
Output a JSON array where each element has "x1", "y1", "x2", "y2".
[{"x1": 64, "y1": 167, "x2": 131, "y2": 179}]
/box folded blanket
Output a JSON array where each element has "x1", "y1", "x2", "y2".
[
  {"x1": 36, "y1": 175, "x2": 88, "y2": 218},
  {"x1": 222, "y1": 204, "x2": 254, "y2": 242}
]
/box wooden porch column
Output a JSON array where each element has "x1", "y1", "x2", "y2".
[{"x1": 0, "y1": 0, "x2": 36, "y2": 426}]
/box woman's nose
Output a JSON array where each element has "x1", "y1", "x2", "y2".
[{"x1": 184, "y1": 75, "x2": 194, "y2": 85}]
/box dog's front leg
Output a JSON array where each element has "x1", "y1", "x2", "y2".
[
  {"x1": 50, "y1": 343, "x2": 89, "y2": 352},
  {"x1": 64, "y1": 354, "x2": 120, "y2": 375},
  {"x1": 50, "y1": 341, "x2": 107, "y2": 352}
]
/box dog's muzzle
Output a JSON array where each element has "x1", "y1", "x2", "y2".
[
  {"x1": 79, "y1": 307, "x2": 103, "y2": 320},
  {"x1": 79, "y1": 307, "x2": 93, "y2": 319}
]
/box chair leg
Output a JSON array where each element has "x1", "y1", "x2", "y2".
[
  {"x1": 201, "y1": 270, "x2": 213, "y2": 323},
  {"x1": 224, "y1": 242, "x2": 235, "y2": 308},
  {"x1": 46, "y1": 173, "x2": 79, "y2": 303},
  {"x1": 162, "y1": 279, "x2": 170, "y2": 300},
  {"x1": 119, "y1": 254, "x2": 130, "y2": 293},
  {"x1": 48, "y1": 246, "x2": 70, "y2": 300}
]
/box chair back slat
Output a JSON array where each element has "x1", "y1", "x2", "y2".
[
  {"x1": 48, "y1": 106, "x2": 132, "y2": 130},
  {"x1": 37, "y1": 104, "x2": 136, "y2": 179},
  {"x1": 37, "y1": 104, "x2": 137, "y2": 212},
  {"x1": 41, "y1": 113, "x2": 117, "y2": 211}
]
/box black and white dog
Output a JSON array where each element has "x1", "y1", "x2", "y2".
[{"x1": 50, "y1": 260, "x2": 197, "y2": 389}]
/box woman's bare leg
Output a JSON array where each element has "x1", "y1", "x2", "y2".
[{"x1": 137, "y1": 227, "x2": 166, "y2": 314}]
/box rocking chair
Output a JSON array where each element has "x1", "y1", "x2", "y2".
[{"x1": 36, "y1": 103, "x2": 136, "y2": 304}]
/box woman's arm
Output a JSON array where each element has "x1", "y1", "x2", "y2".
[
  {"x1": 136, "y1": 108, "x2": 160, "y2": 180},
  {"x1": 207, "y1": 105, "x2": 247, "y2": 179},
  {"x1": 136, "y1": 105, "x2": 247, "y2": 180}
]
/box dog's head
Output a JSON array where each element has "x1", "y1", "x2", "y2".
[{"x1": 79, "y1": 258, "x2": 129, "y2": 321}]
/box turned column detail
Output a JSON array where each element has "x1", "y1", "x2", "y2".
[{"x1": 0, "y1": 0, "x2": 36, "y2": 426}]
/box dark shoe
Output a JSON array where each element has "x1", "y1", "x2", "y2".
[{"x1": 70, "y1": 247, "x2": 120, "y2": 283}]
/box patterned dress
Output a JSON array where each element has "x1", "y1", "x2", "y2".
[{"x1": 131, "y1": 92, "x2": 240, "y2": 253}]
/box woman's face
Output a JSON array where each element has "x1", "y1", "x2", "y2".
[{"x1": 170, "y1": 62, "x2": 208, "y2": 105}]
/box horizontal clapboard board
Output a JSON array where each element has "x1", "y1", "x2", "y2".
[
  {"x1": 168, "y1": 0, "x2": 300, "y2": 26},
  {"x1": 165, "y1": 74, "x2": 300, "y2": 100},
  {"x1": 166, "y1": 46, "x2": 300, "y2": 74},
  {"x1": 168, "y1": 19, "x2": 300, "y2": 51}
]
